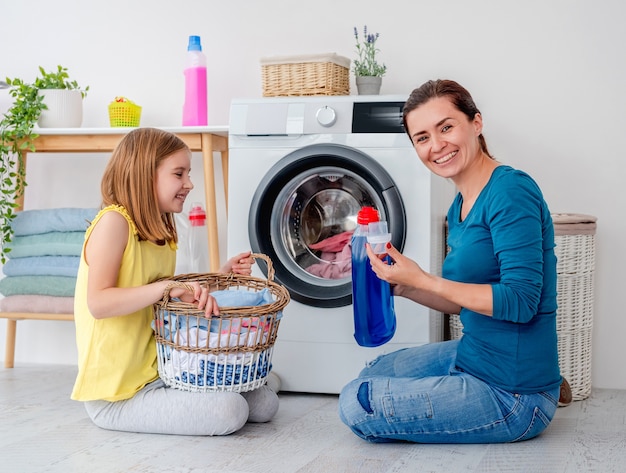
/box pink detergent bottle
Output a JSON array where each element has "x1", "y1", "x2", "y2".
[{"x1": 183, "y1": 35, "x2": 208, "y2": 126}]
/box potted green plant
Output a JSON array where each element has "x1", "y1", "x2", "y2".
[
  {"x1": 34, "y1": 65, "x2": 89, "y2": 128},
  {"x1": 0, "y1": 65, "x2": 88, "y2": 262},
  {"x1": 353, "y1": 25, "x2": 387, "y2": 95}
]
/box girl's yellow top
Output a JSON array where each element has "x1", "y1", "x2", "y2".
[{"x1": 71, "y1": 205, "x2": 176, "y2": 402}]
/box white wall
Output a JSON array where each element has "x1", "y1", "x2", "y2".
[{"x1": 1, "y1": 0, "x2": 625, "y2": 390}]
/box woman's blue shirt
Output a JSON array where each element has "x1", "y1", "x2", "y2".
[{"x1": 443, "y1": 165, "x2": 561, "y2": 393}]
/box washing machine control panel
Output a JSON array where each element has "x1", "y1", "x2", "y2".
[
  {"x1": 229, "y1": 96, "x2": 407, "y2": 136},
  {"x1": 315, "y1": 106, "x2": 337, "y2": 127}
]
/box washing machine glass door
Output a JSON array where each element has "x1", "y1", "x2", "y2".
[{"x1": 249, "y1": 143, "x2": 406, "y2": 308}]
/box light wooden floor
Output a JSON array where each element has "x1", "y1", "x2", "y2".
[{"x1": 1, "y1": 364, "x2": 625, "y2": 473}]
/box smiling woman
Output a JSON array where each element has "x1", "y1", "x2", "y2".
[{"x1": 338, "y1": 79, "x2": 565, "y2": 445}]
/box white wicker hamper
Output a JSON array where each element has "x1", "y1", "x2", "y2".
[
  {"x1": 448, "y1": 213, "x2": 597, "y2": 401},
  {"x1": 552, "y1": 213, "x2": 597, "y2": 401}
]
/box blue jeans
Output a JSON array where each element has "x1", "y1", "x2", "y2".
[{"x1": 338, "y1": 340, "x2": 560, "y2": 443}]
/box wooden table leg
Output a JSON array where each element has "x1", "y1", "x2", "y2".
[
  {"x1": 4, "y1": 320, "x2": 16, "y2": 368},
  {"x1": 222, "y1": 148, "x2": 229, "y2": 213},
  {"x1": 201, "y1": 133, "x2": 221, "y2": 272}
]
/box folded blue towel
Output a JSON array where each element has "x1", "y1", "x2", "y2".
[
  {"x1": 2, "y1": 256, "x2": 80, "y2": 277},
  {"x1": 0, "y1": 275, "x2": 77, "y2": 297},
  {"x1": 212, "y1": 288, "x2": 274, "y2": 307},
  {"x1": 11, "y1": 208, "x2": 98, "y2": 236},
  {"x1": 5, "y1": 231, "x2": 85, "y2": 258}
]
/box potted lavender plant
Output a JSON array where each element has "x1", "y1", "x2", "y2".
[{"x1": 352, "y1": 25, "x2": 387, "y2": 95}]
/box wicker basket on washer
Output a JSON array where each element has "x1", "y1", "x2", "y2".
[
  {"x1": 260, "y1": 53, "x2": 350, "y2": 97},
  {"x1": 448, "y1": 213, "x2": 597, "y2": 401},
  {"x1": 153, "y1": 254, "x2": 290, "y2": 393}
]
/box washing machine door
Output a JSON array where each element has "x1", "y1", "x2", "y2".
[{"x1": 249, "y1": 143, "x2": 406, "y2": 308}]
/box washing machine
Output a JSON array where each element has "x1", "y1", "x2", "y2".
[{"x1": 227, "y1": 95, "x2": 455, "y2": 394}]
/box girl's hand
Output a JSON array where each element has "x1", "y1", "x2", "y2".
[
  {"x1": 220, "y1": 251, "x2": 255, "y2": 275},
  {"x1": 169, "y1": 281, "x2": 220, "y2": 316}
]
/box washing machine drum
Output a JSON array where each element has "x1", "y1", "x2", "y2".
[{"x1": 248, "y1": 143, "x2": 406, "y2": 308}]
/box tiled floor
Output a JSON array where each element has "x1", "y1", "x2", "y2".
[{"x1": 1, "y1": 364, "x2": 625, "y2": 473}]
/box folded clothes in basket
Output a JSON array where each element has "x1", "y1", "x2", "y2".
[
  {"x1": 155, "y1": 288, "x2": 279, "y2": 340},
  {"x1": 154, "y1": 288, "x2": 281, "y2": 389},
  {"x1": 211, "y1": 288, "x2": 275, "y2": 307},
  {"x1": 171, "y1": 350, "x2": 271, "y2": 387},
  {"x1": 175, "y1": 324, "x2": 270, "y2": 350}
]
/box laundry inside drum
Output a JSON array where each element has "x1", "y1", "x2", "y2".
[{"x1": 276, "y1": 169, "x2": 379, "y2": 280}]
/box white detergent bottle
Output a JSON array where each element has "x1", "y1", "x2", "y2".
[{"x1": 188, "y1": 202, "x2": 209, "y2": 272}]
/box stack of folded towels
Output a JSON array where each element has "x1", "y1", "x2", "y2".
[{"x1": 0, "y1": 208, "x2": 98, "y2": 314}]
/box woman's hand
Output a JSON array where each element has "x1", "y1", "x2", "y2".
[
  {"x1": 366, "y1": 242, "x2": 474, "y2": 316},
  {"x1": 220, "y1": 251, "x2": 255, "y2": 275},
  {"x1": 365, "y1": 242, "x2": 427, "y2": 288},
  {"x1": 169, "y1": 281, "x2": 220, "y2": 316}
]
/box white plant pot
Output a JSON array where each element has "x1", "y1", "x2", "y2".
[
  {"x1": 356, "y1": 76, "x2": 382, "y2": 95},
  {"x1": 0, "y1": 86, "x2": 12, "y2": 118},
  {"x1": 38, "y1": 89, "x2": 83, "y2": 128}
]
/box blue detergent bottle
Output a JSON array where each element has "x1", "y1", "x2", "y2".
[{"x1": 351, "y1": 206, "x2": 396, "y2": 347}]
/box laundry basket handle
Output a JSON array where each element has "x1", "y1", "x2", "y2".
[
  {"x1": 250, "y1": 253, "x2": 275, "y2": 281},
  {"x1": 159, "y1": 254, "x2": 275, "y2": 302},
  {"x1": 160, "y1": 281, "x2": 196, "y2": 304}
]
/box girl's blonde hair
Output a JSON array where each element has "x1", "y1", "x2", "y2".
[{"x1": 101, "y1": 128, "x2": 190, "y2": 243}]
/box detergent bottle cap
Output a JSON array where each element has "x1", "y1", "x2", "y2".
[
  {"x1": 187, "y1": 35, "x2": 203, "y2": 52},
  {"x1": 188, "y1": 203, "x2": 206, "y2": 226},
  {"x1": 367, "y1": 220, "x2": 391, "y2": 254},
  {"x1": 357, "y1": 206, "x2": 380, "y2": 225}
]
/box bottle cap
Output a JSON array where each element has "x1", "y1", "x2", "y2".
[
  {"x1": 357, "y1": 206, "x2": 380, "y2": 225},
  {"x1": 367, "y1": 233, "x2": 392, "y2": 254},
  {"x1": 187, "y1": 35, "x2": 203, "y2": 52},
  {"x1": 368, "y1": 220, "x2": 388, "y2": 235},
  {"x1": 367, "y1": 220, "x2": 391, "y2": 254},
  {"x1": 189, "y1": 203, "x2": 206, "y2": 226}
]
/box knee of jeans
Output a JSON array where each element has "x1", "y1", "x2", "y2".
[
  {"x1": 339, "y1": 379, "x2": 372, "y2": 418},
  {"x1": 357, "y1": 381, "x2": 373, "y2": 414}
]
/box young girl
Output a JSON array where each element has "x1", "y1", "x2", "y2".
[{"x1": 71, "y1": 127, "x2": 279, "y2": 435}]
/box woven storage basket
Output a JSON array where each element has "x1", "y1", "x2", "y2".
[
  {"x1": 553, "y1": 213, "x2": 597, "y2": 401},
  {"x1": 153, "y1": 254, "x2": 290, "y2": 393},
  {"x1": 448, "y1": 213, "x2": 597, "y2": 401},
  {"x1": 260, "y1": 53, "x2": 350, "y2": 97}
]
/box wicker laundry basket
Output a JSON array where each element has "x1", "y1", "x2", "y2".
[
  {"x1": 552, "y1": 213, "x2": 597, "y2": 401},
  {"x1": 260, "y1": 53, "x2": 350, "y2": 97},
  {"x1": 153, "y1": 254, "x2": 290, "y2": 393},
  {"x1": 448, "y1": 213, "x2": 597, "y2": 401}
]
